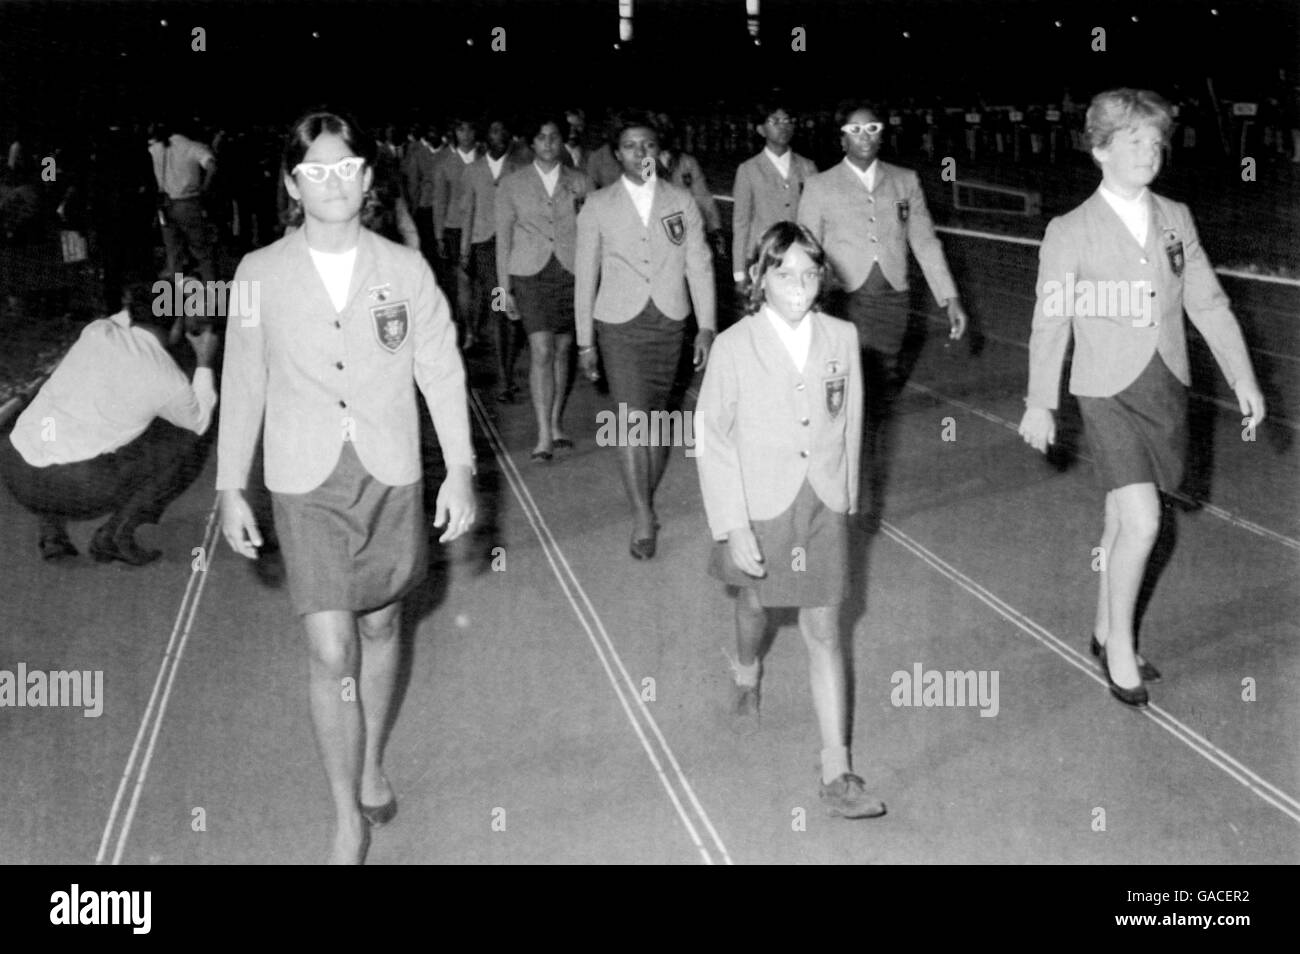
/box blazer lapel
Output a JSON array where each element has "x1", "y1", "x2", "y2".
[{"x1": 1089, "y1": 189, "x2": 1147, "y2": 255}]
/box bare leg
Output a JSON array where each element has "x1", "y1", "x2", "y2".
[
  {"x1": 734, "y1": 584, "x2": 766, "y2": 667},
  {"x1": 1098, "y1": 483, "x2": 1161, "y2": 688},
  {"x1": 798, "y1": 605, "x2": 848, "y2": 754},
  {"x1": 528, "y1": 330, "x2": 555, "y2": 454},
  {"x1": 357, "y1": 601, "x2": 402, "y2": 809},
  {"x1": 617, "y1": 443, "x2": 655, "y2": 540},
  {"x1": 551, "y1": 332, "x2": 574, "y2": 442},
  {"x1": 302, "y1": 610, "x2": 367, "y2": 865}
]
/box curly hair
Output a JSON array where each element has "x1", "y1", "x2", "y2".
[{"x1": 742, "y1": 221, "x2": 833, "y2": 316}]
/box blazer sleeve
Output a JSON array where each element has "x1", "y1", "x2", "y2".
[
  {"x1": 903, "y1": 170, "x2": 958, "y2": 305},
  {"x1": 682, "y1": 195, "x2": 716, "y2": 332},
  {"x1": 846, "y1": 326, "x2": 864, "y2": 513},
  {"x1": 215, "y1": 257, "x2": 267, "y2": 490},
  {"x1": 395, "y1": 196, "x2": 420, "y2": 250},
  {"x1": 410, "y1": 255, "x2": 475, "y2": 472},
  {"x1": 1025, "y1": 217, "x2": 1078, "y2": 411},
  {"x1": 694, "y1": 335, "x2": 750, "y2": 539},
  {"x1": 574, "y1": 199, "x2": 601, "y2": 348},
  {"x1": 731, "y1": 163, "x2": 753, "y2": 279},
  {"x1": 687, "y1": 158, "x2": 721, "y2": 232},
  {"x1": 1178, "y1": 205, "x2": 1257, "y2": 391},
  {"x1": 494, "y1": 177, "x2": 517, "y2": 292}
]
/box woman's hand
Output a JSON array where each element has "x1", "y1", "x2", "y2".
[
  {"x1": 578, "y1": 345, "x2": 600, "y2": 382},
  {"x1": 1235, "y1": 378, "x2": 1267, "y2": 431},
  {"x1": 434, "y1": 465, "x2": 477, "y2": 543},
  {"x1": 726, "y1": 526, "x2": 766, "y2": 578},
  {"x1": 693, "y1": 328, "x2": 716, "y2": 371},
  {"x1": 1018, "y1": 406, "x2": 1055, "y2": 454},
  {"x1": 220, "y1": 489, "x2": 263, "y2": 558}
]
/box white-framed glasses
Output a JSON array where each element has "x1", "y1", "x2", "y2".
[
  {"x1": 841, "y1": 122, "x2": 884, "y2": 137},
  {"x1": 766, "y1": 116, "x2": 796, "y2": 126},
  {"x1": 292, "y1": 156, "x2": 367, "y2": 183}
]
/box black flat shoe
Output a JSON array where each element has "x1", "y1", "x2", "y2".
[
  {"x1": 530, "y1": 449, "x2": 552, "y2": 462},
  {"x1": 1091, "y1": 634, "x2": 1161, "y2": 683},
  {"x1": 552, "y1": 437, "x2": 574, "y2": 450},
  {"x1": 360, "y1": 797, "x2": 398, "y2": 828},
  {"x1": 39, "y1": 534, "x2": 79, "y2": 561},
  {"x1": 1102, "y1": 653, "x2": 1149, "y2": 709},
  {"x1": 89, "y1": 532, "x2": 161, "y2": 567},
  {"x1": 629, "y1": 532, "x2": 657, "y2": 560}
]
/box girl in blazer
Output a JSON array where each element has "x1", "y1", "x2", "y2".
[
  {"x1": 696, "y1": 222, "x2": 884, "y2": 820},
  {"x1": 1019, "y1": 88, "x2": 1265, "y2": 708},
  {"x1": 495, "y1": 115, "x2": 592, "y2": 460},
  {"x1": 217, "y1": 110, "x2": 477, "y2": 864}
]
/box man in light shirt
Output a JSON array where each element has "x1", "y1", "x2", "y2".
[
  {"x1": 0, "y1": 276, "x2": 218, "y2": 565},
  {"x1": 148, "y1": 120, "x2": 218, "y2": 285}
]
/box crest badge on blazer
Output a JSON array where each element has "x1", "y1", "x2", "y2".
[
  {"x1": 661, "y1": 211, "x2": 686, "y2": 246},
  {"x1": 896, "y1": 199, "x2": 910, "y2": 223},
  {"x1": 371, "y1": 301, "x2": 410, "y2": 353},
  {"x1": 824, "y1": 374, "x2": 847, "y2": 420},
  {"x1": 1163, "y1": 228, "x2": 1184, "y2": 277}
]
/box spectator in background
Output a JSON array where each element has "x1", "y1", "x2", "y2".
[
  {"x1": 88, "y1": 123, "x2": 156, "y2": 312},
  {"x1": 0, "y1": 273, "x2": 218, "y2": 564},
  {"x1": 656, "y1": 114, "x2": 722, "y2": 252},
  {"x1": 433, "y1": 115, "x2": 481, "y2": 347},
  {"x1": 149, "y1": 119, "x2": 218, "y2": 283}
]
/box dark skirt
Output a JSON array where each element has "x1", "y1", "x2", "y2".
[
  {"x1": 513, "y1": 254, "x2": 576, "y2": 336},
  {"x1": 271, "y1": 441, "x2": 428, "y2": 616},
  {"x1": 708, "y1": 479, "x2": 849, "y2": 607},
  {"x1": 843, "y1": 263, "x2": 910, "y2": 357},
  {"x1": 1077, "y1": 352, "x2": 1188, "y2": 493},
  {"x1": 596, "y1": 300, "x2": 686, "y2": 413}
]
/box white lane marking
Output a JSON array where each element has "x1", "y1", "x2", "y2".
[
  {"x1": 96, "y1": 499, "x2": 220, "y2": 864},
  {"x1": 880, "y1": 520, "x2": 1300, "y2": 825},
  {"x1": 903, "y1": 377, "x2": 1300, "y2": 554},
  {"x1": 469, "y1": 390, "x2": 733, "y2": 865},
  {"x1": 712, "y1": 193, "x2": 1300, "y2": 286}
]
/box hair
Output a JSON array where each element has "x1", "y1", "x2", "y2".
[
  {"x1": 743, "y1": 221, "x2": 833, "y2": 316},
  {"x1": 522, "y1": 113, "x2": 568, "y2": 144},
  {"x1": 754, "y1": 101, "x2": 795, "y2": 127},
  {"x1": 279, "y1": 108, "x2": 376, "y2": 230},
  {"x1": 834, "y1": 101, "x2": 882, "y2": 128},
  {"x1": 608, "y1": 111, "x2": 661, "y2": 151},
  {"x1": 122, "y1": 273, "x2": 173, "y2": 333},
  {"x1": 1085, "y1": 88, "x2": 1174, "y2": 152}
]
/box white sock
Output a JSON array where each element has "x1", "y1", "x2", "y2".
[
  {"x1": 820, "y1": 745, "x2": 851, "y2": 785},
  {"x1": 731, "y1": 658, "x2": 760, "y2": 688}
]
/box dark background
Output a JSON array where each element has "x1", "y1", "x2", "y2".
[{"x1": 1, "y1": 0, "x2": 1297, "y2": 131}]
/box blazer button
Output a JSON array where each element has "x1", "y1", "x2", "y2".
[
  {"x1": 1140, "y1": 257, "x2": 1149, "y2": 265},
  {"x1": 336, "y1": 361, "x2": 344, "y2": 370},
  {"x1": 334, "y1": 321, "x2": 341, "y2": 329},
  {"x1": 800, "y1": 418, "x2": 809, "y2": 426},
  {"x1": 796, "y1": 382, "x2": 805, "y2": 391},
  {"x1": 869, "y1": 217, "x2": 875, "y2": 223},
  {"x1": 338, "y1": 400, "x2": 347, "y2": 408},
  {"x1": 799, "y1": 450, "x2": 809, "y2": 458},
  {"x1": 869, "y1": 236, "x2": 878, "y2": 243},
  {"x1": 1149, "y1": 290, "x2": 1156, "y2": 297},
  {"x1": 867, "y1": 196, "x2": 874, "y2": 204}
]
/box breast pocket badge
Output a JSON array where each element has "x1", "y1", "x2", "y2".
[
  {"x1": 1164, "y1": 235, "x2": 1184, "y2": 277},
  {"x1": 661, "y1": 211, "x2": 686, "y2": 246},
  {"x1": 371, "y1": 300, "x2": 410, "y2": 353},
  {"x1": 824, "y1": 374, "x2": 847, "y2": 421},
  {"x1": 896, "y1": 199, "x2": 910, "y2": 224}
]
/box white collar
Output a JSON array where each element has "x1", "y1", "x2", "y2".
[
  {"x1": 843, "y1": 157, "x2": 879, "y2": 189},
  {"x1": 621, "y1": 174, "x2": 656, "y2": 197},
  {"x1": 457, "y1": 147, "x2": 477, "y2": 163},
  {"x1": 764, "y1": 147, "x2": 792, "y2": 176},
  {"x1": 1098, "y1": 183, "x2": 1149, "y2": 211},
  {"x1": 763, "y1": 303, "x2": 812, "y2": 369}
]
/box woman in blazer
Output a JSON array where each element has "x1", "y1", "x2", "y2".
[
  {"x1": 1020, "y1": 88, "x2": 1265, "y2": 708},
  {"x1": 217, "y1": 110, "x2": 476, "y2": 864},
  {"x1": 574, "y1": 113, "x2": 716, "y2": 559},
  {"x1": 496, "y1": 115, "x2": 592, "y2": 459}
]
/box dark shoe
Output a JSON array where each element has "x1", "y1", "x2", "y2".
[
  {"x1": 530, "y1": 449, "x2": 553, "y2": 463},
  {"x1": 629, "y1": 530, "x2": 657, "y2": 560},
  {"x1": 553, "y1": 437, "x2": 574, "y2": 450},
  {"x1": 1091, "y1": 634, "x2": 1161, "y2": 683},
  {"x1": 90, "y1": 530, "x2": 161, "y2": 567},
  {"x1": 819, "y1": 773, "x2": 887, "y2": 819},
  {"x1": 1102, "y1": 652, "x2": 1150, "y2": 709},
  {"x1": 39, "y1": 532, "x2": 79, "y2": 561},
  {"x1": 360, "y1": 797, "x2": 398, "y2": 828}
]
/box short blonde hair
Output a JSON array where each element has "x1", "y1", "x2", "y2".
[{"x1": 1085, "y1": 88, "x2": 1173, "y2": 151}]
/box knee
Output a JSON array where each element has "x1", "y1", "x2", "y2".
[
  {"x1": 1118, "y1": 505, "x2": 1161, "y2": 545},
  {"x1": 799, "y1": 608, "x2": 841, "y2": 651},
  {"x1": 306, "y1": 628, "x2": 358, "y2": 677},
  {"x1": 531, "y1": 338, "x2": 555, "y2": 365},
  {"x1": 357, "y1": 611, "x2": 399, "y2": 645}
]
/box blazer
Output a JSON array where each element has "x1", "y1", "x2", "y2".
[
  {"x1": 1026, "y1": 189, "x2": 1256, "y2": 409},
  {"x1": 731, "y1": 150, "x2": 818, "y2": 275},
  {"x1": 433, "y1": 147, "x2": 481, "y2": 238},
  {"x1": 798, "y1": 159, "x2": 957, "y2": 303},
  {"x1": 216, "y1": 227, "x2": 475, "y2": 494},
  {"x1": 665, "y1": 153, "x2": 722, "y2": 232},
  {"x1": 402, "y1": 140, "x2": 442, "y2": 210},
  {"x1": 495, "y1": 162, "x2": 592, "y2": 286},
  {"x1": 457, "y1": 153, "x2": 528, "y2": 249},
  {"x1": 574, "y1": 176, "x2": 717, "y2": 349},
  {"x1": 695, "y1": 309, "x2": 863, "y2": 538}
]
